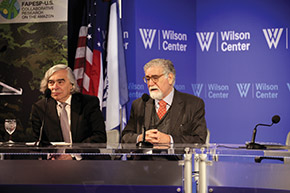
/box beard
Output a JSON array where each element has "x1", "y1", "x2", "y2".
[{"x1": 149, "y1": 86, "x2": 163, "y2": 100}]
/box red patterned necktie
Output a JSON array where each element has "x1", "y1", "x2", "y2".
[{"x1": 157, "y1": 100, "x2": 167, "y2": 119}]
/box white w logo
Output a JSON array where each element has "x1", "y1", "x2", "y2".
[
  {"x1": 139, "y1": 28, "x2": 157, "y2": 49},
  {"x1": 191, "y1": 84, "x2": 203, "y2": 97},
  {"x1": 236, "y1": 83, "x2": 251, "y2": 98},
  {"x1": 263, "y1": 28, "x2": 283, "y2": 49},
  {"x1": 196, "y1": 32, "x2": 215, "y2": 51}
]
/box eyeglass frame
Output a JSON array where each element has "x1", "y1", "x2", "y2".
[{"x1": 143, "y1": 73, "x2": 166, "y2": 84}]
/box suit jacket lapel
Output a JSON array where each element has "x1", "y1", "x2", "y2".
[
  {"x1": 47, "y1": 98, "x2": 58, "y2": 118},
  {"x1": 169, "y1": 90, "x2": 184, "y2": 131},
  {"x1": 46, "y1": 98, "x2": 63, "y2": 140},
  {"x1": 71, "y1": 94, "x2": 81, "y2": 141}
]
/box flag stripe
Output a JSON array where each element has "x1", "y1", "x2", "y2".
[
  {"x1": 78, "y1": 26, "x2": 88, "y2": 37},
  {"x1": 73, "y1": 67, "x2": 84, "y2": 80},
  {"x1": 75, "y1": 47, "x2": 86, "y2": 59}
]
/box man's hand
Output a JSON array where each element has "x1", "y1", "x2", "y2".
[
  {"x1": 50, "y1": 154, "x2": 74, "y2": 160},
  {"x1": 138, "y1": 129, "x2": 170, "y2": 144}
]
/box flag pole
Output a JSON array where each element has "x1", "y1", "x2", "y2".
[{"x1": 118, "y1": 0, "x2": 122, "y2": 19}]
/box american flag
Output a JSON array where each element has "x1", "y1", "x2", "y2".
[
  {"x1": 74, "y1": 0, "x2": 129, "y2": 131},
  {"x1": 73, "y1": 0, "x2": 107, "y2": 106}
]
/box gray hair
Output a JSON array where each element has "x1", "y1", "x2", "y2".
[
  {"x1": 144, "y1": 58, "x2": 176, "y2": 85},
  {"x1": 40, "y1": 64, "x2": 80, "y2": 94}
]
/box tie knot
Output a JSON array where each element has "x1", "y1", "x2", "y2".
[
  {"x1": 159, "y1": 100, "x2": 166, "y2": 107},
  {"x1": 60, "y1": 102, "x2": 67, "y2": 108}
]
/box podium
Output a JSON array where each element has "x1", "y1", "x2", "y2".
[
  {"x1": 193, "y1": 144, "x2": 290, "y2": 193},
  {"x1": 0, "y1": 143, "x2": 198, "y2": 193},
  {"x1": 1, "y1": 143, "x2": 290, "y2": 193}
]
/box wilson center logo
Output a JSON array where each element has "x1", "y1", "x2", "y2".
[
  {"x1": 139, "y1": 28, "x2": 157, "y2": 49},
  {"x1": 196, "y1": 32, "x2": 215, "y2": 51},
  {"x1": 236, "y1": 83, "x2": 251, "y2": 98},
  {"x1": 196, "y1": 31, "x2": 251, "y2": 52},
  {"x1": 262, "y1": 28, "x2": 284, "y2": 49},
  {"x1": 236, "y1": 83, "x2": 279, "y2": 99},
  {"x1": 139, "y1": 28, "x2": 188, "y2": 51},
  {"x1": 191, "y1": 84, "x2": 203, "y2": 97}
]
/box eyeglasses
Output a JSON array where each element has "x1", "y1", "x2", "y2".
[{"x1": 143, "y1": 74, "x2": 165, "y2": 84}]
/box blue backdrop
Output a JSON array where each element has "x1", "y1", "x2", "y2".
[{"x1": 122, "y1": 0, "x2": 290, "y2": 144}]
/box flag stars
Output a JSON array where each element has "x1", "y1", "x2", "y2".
[
  {"x1": 87, "y1": 34, "x2": 92, "y2": 40},
  {"x1": 88, "y1": 23, "x2": 92, "y2": 28}
]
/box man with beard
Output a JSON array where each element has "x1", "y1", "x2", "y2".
[{"x1": 121, "y1": 58, "x2": 207, "y2": 145}]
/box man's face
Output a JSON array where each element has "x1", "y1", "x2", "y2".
[
  {"x1": 145, "y1": 66, "x2": 174, "y2": 100},
  {"x1": 47, "y1": 69, "x2": 72, "y2": 102}
]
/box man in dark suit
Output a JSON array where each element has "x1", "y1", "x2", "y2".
[
  {"x1": 121, "y1": 59, "x2": 207, "y2": 145},
  {"x1": 31, "y1": 64, "x2": 106, "y2": 159}
]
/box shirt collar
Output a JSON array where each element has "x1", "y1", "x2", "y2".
[
  {"x1": 155, "y1": 88, "x2": 174, "y2": 106},
  {"x1": 57, "y1": 95, "x2": 72, "y2": 106}
]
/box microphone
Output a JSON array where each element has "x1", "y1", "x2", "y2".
[
  {"x1": 35, "y1": 88, "x2": 51, "y2": 146},
  {"x1": 44, "y1": 88, "x2": 52, "y2": 99},
  {"x1": 136, "y1": 93, "x2": 153, "y2": 148},
  {"x1": 246, "y1": 115, "x2": 280, "y2": 149}
]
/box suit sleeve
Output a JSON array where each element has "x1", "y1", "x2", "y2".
[
  {"x1": 121, "y1": 99, "x2": 142, "y2": 143},
  {"x1": 172, "y1": 97, "x2": 207, "y2": 144}
]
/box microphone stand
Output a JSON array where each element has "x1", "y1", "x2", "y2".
[
  {"x1": 34, "y1": 122, "x2": 44, "y2": 146},
  {"x1": 34, "y1": 99, "x2": 48, "y2": 147},
  {"x1": 136, "y1": 126, "x2": 153, "y2": 148},
  {"x1": 246, "y1": 141, "x2": 266, "y2": 149},
  {"x1": 136, "y1": 93, "x2": 153, "y2": 148},
  {"x1": 246, "y1": 123, "x2": 273, "y2": 149},
  {"x1": 34, "y1": 89, "x2": 51, "y2": 147}
]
